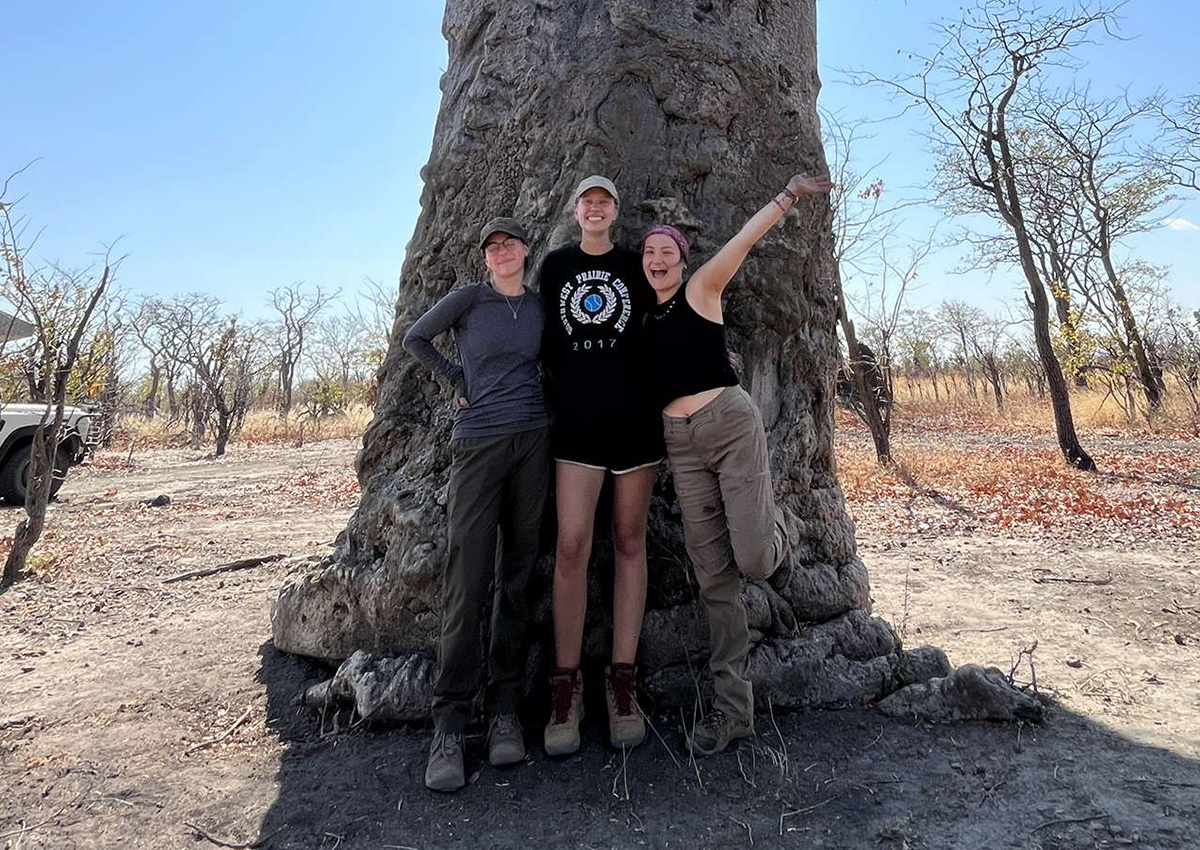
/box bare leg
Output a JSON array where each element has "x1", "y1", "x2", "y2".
[
  {"x1": 610, "y1": 466, "x2": 655, "y2": 665},
  {"x1": 551, "y1": 462, "x2": 606, "y2": 670}
]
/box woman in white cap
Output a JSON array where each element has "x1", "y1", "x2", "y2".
[
  {"x1": 641, "y1": 172, "x2": 832, "y2": 756},
  {"x1": 538, "y1": 175, "x2": 663, "y2": 756},
  {"x1": 403, "y1": 216, "x2": 550, "y2": 792}
]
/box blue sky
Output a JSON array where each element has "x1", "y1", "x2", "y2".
[{"x1": 2, "y1": 1, "x2": 1197, "y2": 319}]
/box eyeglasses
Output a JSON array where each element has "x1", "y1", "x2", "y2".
[{"x1": 483, "y1": 237, "x2": 523, "y2": 256}]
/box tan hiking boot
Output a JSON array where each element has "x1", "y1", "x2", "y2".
[
  {"x1": 424, "y1": 730, "x2": 465, "y2": 792},
  {"x1": 544, "y1": 670, "x2": 584, "y2": 756},
  {"x1": 488, "y1": 713, "x2": 525, "y2": 767},
  {"x1": 690, "y1": 708, "x2": 754, "y2": 756},
  {"x1": 604, "y1": 664, "x2": 646, "y2": 749}
]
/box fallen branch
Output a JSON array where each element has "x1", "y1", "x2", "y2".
[
  {"x1": 184, "y1": 706, "x2": 253, "y2": 755},
  {"x1": 163, "y1": 554, "x2": 287, "y2": 584},
  {"x1": 1124, "y1": 778, "x2": 1200, "y2": 789},
  {"x1": 1166, "y1": 600, "x2": 1200, "y2": 621},
  {"x1": 1030, "y1": 813, "x2": 1109, "y2": 833},
  {"x1": 639, "y1": 706, "x2": 683, "y2": 771},
  {"x1": 1031, "y1": 569, "x2": 1113, "y2": 586},
  {"x1": 767, "y1": 696, "x2": 789, "y2": 780},
  {"x1": 727, "y1": 815, "x2": 754, "y2": 846},
  {"x1": 0, "y1": 806, "x2": 66, "y2": 841},
  {"x1": 779, "y1": 797, "x2": 835, "y2": 835},
  {"x1": 1007, "y1": 640, "x2": 1039, "y2": 693},
  {"x1": 860, "y1": 725, "x2": 885, "y2": 750},
  {"x1": 185, "y1": 822, "x2": 282, "y2": 849}
]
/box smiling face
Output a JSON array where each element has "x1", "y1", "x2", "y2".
[
  {"x1": 642, "y1": 233, "x2": 686, "y2": 300},
  {"x1": 574, "y1": 187, "x2": 617, "y2": 237},
  {"x1": 482, "y1": 233, "x2": 529, "y2": 279}
]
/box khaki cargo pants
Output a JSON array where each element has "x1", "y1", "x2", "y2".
[{"x1": 663, "y1": 386, "x2": 786, "y2": 721}]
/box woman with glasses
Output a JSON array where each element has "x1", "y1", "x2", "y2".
[{"x1": 403, "y1": 216, "x2": 550, "y2": 792}]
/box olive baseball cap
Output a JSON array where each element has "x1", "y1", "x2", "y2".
[
  {"x1": 478, "y1": 216, "x2": 530, "y2": 250},
  {"x1": 573, "y1": 175, "x2": 620, "y2": 205}
]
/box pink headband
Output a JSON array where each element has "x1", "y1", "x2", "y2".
[{"x1": 642, "y1": 225, "x2": 690, "y2": 265}]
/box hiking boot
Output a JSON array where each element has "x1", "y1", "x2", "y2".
[
  {"x1": 488, "y1": 713, "x2": 525, "y2": 767},
  {"x1": 544, "y1": 669, "x2": 584, "y2": 756},
  {"x1": 424, "y1": 730, "x2": 465, "y2": 792},
  {"x1": 604, "y1": 664, "x2": 646, "y2": 749},
  {"x1": 690, "y1": 708, "x2": 754, "y2": 757}
]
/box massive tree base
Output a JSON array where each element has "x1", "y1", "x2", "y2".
[
  {"x1": 277, "y1": 555, "x2": 1034, "y2": 726},
  {"x1": 270, "y1": 0, "x2": 1033, "y2": 730},
  {"x1": 296, "y1": 619, "x2": 1042, "y2": 727}
]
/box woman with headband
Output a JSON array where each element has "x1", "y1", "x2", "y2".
[{"x1": 641, "y1": 173, "x2": 833, "y2": 755}]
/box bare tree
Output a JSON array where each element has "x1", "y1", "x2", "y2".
[
  {"x1": 938, "y1": 300, "x2": 987, "y2": 399},
  {"x1": 170, "y1": 295, "x2": 265, "y2": 456},
  {"x1": 1, "y1": 175, "x2": 115, "y2": 589},
  {"x1": 865, "y1": 0, "x2": 1113, "y2": 470},
  {"x1": 130, "y1": 297, "x2": 176, "y2": 417},
  {"x1": 308, "y1": 310, "x2": 371, "y2": 400},
  {"x1": 1159, "y1": 304, "x2": 1200, "y2": 433},
  {"x1": 269, "y1": 282, "x2": 335, "y2": 418},
  {"x1": 1016, "y1": 127, "x2": 1096, "y2": 385},
  {"x1": 1033, "y1": 89, "x2": 1173, "y2": 410},
  {"x1": 974, "y1": 317, "x2": 1012, "y2": 412},
  {"x1": 825, "y1": 112, "x2": 931, "y2": 464},
  {"x1": 1152, "y1": 90, "x2": 1200, "y2": 192},
  {"x1": 353, "y1": 276, "x2": 396, "y2": 365}
]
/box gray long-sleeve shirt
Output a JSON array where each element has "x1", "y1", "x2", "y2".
[{"x1": 402, "y1": 282, "x2": 548, "y2": 439}]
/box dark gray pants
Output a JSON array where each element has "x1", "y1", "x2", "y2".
[{"x1": 432, "y1": 426, "x2": 550, "y2": 733}]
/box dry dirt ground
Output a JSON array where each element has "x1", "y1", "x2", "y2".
[{"x1": 2, "y1": 432, "x2": 1198, "y2": 850}]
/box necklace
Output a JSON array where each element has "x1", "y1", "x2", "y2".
[
  {"x1": 654, "y1": 285, "x2": 684, "y2": 321},
  {"x1": 499, "y1": 287, "x2": 525, "y2": 319}
]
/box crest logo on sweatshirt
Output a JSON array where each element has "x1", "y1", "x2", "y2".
[{"x1": 559, "y1": 271, "x2": 632, "y2": 336}]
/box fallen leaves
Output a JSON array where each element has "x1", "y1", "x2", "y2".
[{"x1": 837, "y1": 432, "x2": 1200, "y2": 545}]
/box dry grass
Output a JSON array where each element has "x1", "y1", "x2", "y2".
[
  {"x1": 238, "y1": 406, "x2": 373, "y2": 443},
  {"x1": 890, "y1": 378, "x2": 1199, "y2": 437},
  {"x1": 112, "y1": 405, "x2": 373, "y2": 449}
]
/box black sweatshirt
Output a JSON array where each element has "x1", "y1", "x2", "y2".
[{"x1": 537, "y1": 244, "x2": 656, "y2": 427}]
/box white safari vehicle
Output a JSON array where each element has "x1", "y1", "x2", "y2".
[{"x1": 0, "y1": 403, "x2": 95, "y2": 505}]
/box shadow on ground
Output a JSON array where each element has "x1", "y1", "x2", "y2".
[{"x1": 253, "y1": 642, "x2": 1200, "y2": 850}]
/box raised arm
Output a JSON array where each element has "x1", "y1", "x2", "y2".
[
  {"x1": 690, "y1": 173, "x2": 833, "y2": 301},
  {"x1": 402, "y1": 286, "x2": 476, "y2": 392}
]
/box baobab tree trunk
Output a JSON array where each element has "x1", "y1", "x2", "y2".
[{"x1": 272, "y1": 0, "x2": 950, "y2": 719}]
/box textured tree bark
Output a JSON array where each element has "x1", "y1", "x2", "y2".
[{"x1": 272, "y1": 0, "x2": 947, "y2": 719}]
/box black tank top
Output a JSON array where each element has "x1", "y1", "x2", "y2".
[{"x1": 650, "y1": 282, "x2": 739, "y2": 409}]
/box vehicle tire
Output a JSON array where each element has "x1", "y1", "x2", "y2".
[
  {"x1": 0, "y1": 444, "x2": 29, "y2": 505},
  {"x1": 0, "y1": 444, "x2": 71, "y2": 506}
]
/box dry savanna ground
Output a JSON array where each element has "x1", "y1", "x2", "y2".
[{"x1": 2, "y1": 392, "x2": 1198, "y2": 849}]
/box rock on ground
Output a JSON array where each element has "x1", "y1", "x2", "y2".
[{"x1": 877, "y1": 663, "x2": 1048, "y2": 724}]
